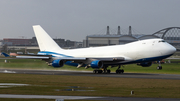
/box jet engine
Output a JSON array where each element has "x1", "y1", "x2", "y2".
[
  {"x1": 52, "y1": 59, "x2": 64, "y2": 67},
  {"x1": 90, "y1": 60, "x2": 103, "y2": 69},
  {"x1": 137, "y1": 62, "x2": 152, "y2": 67}
]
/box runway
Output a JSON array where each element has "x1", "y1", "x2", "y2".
[
  {"x1": 0, "y1": 69, "x2": 180, "y2": 100},
  {"x1": 0, "y1": 94, "x2": 180, "y2": 101},
  {"x1": 0, "y1": 69, "x2": 180, "y2": 80}
]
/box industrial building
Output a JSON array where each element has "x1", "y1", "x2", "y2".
[
  {"x1": 0, "y1": 37, "x2": 82, "y2": 53},
  {"x1": 84, "y1": 26, "x2": 180, "y2": 48}
]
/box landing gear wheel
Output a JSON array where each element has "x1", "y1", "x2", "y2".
[
  {"x1": 93, "y1": 70, "x2": 103, "y2": 74},
  {"x1": 121, "y1": 69, "x2": 124, "y2": 73},
  {"x1": 116, "y1": 65, "x2": 124, "y2": 74},
  {"x1": 93, "y1": 70, "x2": 97, "y2": 74},
  {"x1": 157, "y1": 61, "x2": 162, "y2": 70},
  {"x1": 116, "y1": 70, "x2": 119, "y2": 74},
  {"x1": 107, "y1": 70, "x2": 111, "y2": 74},
  {"x1": 116, "y1": 69, "x2": 124, "y2": 74},
  {"x1": 93, "y1": 70, "x2": 104, "y2": 74},
  {"x1": 157, "y1": 66, "x2": 162, "y2": 70},
  {"x1": 98, "y1": 70, "x2": 103, "y2": 74}
]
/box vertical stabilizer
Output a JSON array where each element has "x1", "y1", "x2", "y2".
[{"x1": 33, "y1": 25, "x2": 62, "y2": 51}]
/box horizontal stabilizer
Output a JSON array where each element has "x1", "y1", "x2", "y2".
[{"x1": 1, "y1": 52, "x2": 10, "y2": 57}]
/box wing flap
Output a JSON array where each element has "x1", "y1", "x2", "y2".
[
  {"x1": 56, "y1": 57, "x2": 86, "y2": 61},
  {"x1": 93, "y1": 57, "x2": 125, "y2": 61},
  {"x1": 16, "y1": 56, "x2": 50, "y2": 59}
]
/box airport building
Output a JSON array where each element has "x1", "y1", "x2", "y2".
[
  {"x1": 84, "y1": 26, "x2": 180, "y2": 48},
  {"x1": 0, "y1": 37, "x2": 82, "y2": 53}
]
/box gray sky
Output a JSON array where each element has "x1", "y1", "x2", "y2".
[{"x1": 0, "y1": 0, "x2": 180, "y2": 41}]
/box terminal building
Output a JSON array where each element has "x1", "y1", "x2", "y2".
[{"x1": 84, "y1": 26, "x2": 180, "y2": 49}]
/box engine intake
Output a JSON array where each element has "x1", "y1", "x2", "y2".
[
  {"x1": 91, "y1": 60, "x2": 103, "y2": 69},
  {"x1": 137, "y1": 62, "x2": 152, "y2": 67},
  {"x1": 52, "y1": 59, "x2": 64, "y2": 67}
]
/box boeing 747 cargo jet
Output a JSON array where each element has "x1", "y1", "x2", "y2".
[{"x1": 15, "y1": 25, "x2": 176, "y2": 74}]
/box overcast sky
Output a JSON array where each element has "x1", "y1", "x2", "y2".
[{"x1": 0, "y1": 0, "x2": 180, "y2": 41}]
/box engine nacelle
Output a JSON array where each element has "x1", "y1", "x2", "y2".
[
  {"x1": 137, "y1": 62, "x2": 152, "y2": 67},
  {"x1": 91, "y1": 60, "x2": 103, "y2": 69},
  {"x1": 52, "y1": 59, "x2": 64, "y2": 67}
]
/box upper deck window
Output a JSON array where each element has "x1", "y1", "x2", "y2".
[{"x1": 159, "y1": 40, "x2": 166, "y2": 43}]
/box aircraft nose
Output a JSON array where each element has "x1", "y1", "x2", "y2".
[
  {"x1": 169, "y1": 45, "x2": 176, "y2": 54},
  {"x1": 160, "y1": 44, "x2": 176, "y2": 56}
]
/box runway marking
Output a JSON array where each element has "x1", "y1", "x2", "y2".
[
  {"x1": 0, "y1": 70, "x2": 16, "y2": 73},
  {"x1": 0, "y1": 83, "x2": 29, "y2": 88},
  {"x1": 0, "y1": 94, "x2": 103, "y2": 100}
]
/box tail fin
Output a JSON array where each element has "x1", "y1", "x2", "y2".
[
  {"x1": 1, "y1": 52, "x2": 10, "y2": 57},
  {"x1": 33, "y1": 25, "x2": 62, "y2": 51}
]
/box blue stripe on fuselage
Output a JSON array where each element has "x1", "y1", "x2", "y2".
[
  {"x1": 37, "y1": 51, "x2": 73, "y2": 57},
  {"x1": 135, "y1": 54, "x2": 173, "y2": 63},
  {"x1": 120, "y1": 54, "x2": 173, "y2": 65}
]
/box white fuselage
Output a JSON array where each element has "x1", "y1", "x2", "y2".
[{"x1": 48, "y1": 39, "x2": 176, "y2": 63}]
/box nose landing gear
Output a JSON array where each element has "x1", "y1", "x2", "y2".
[{"x1": 157, "y1": 61, "x2": 162, "y2": 70}]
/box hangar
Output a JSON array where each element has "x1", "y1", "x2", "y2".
[{"x1": 84, "y1": 26, "x2": 161, "y2": 47}]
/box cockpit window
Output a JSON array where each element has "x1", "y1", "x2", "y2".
[{"x1": 159, "y1": 40, "x2": 166, "y2": 43}]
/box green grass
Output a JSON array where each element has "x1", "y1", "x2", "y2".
[
  {"x1": 0, "y1": 73, "x2": 179, "y2": 99},
  {"x1": 0, "y1": 59, "x2": 180, "y2": 100},
  {"x1": 0, "y1": 59, "x2": 180, "y2": 74}
]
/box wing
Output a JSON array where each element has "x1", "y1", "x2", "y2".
[
  {"x1": 16, "y1": 55, "x2": 125, "y2": 61},
  {"x1": 15, "y1": 55, "x2": 86, "y2": 60},
  {"x1": 1, "y1": 53, "x2": 129, "y2": 68},
  {"x1": 16, "y1": 54, "x2": 52, "y2": 59}
]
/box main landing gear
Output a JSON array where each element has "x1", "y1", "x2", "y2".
[
  {"x1": 93, "y1": 65, "x2": 124, "y2": 74},
  {"x1": 93, "y1": 69, "x2": 111, "y2": 74},
  {"x1": 157, "y1": 61, "x2": 162, "y2": 70},
  {"x1": 93, "y1": 66, "x2": 111, "y2": 74},
  {"x1": 116, "y1": 65, "x2": 124, "y2": 74}
]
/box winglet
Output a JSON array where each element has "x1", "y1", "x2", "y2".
[{"x1": 1, "y1": 52, "x2": 10, "y2": 57}]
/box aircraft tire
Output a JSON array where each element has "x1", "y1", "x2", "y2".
[
  {"x1": 93, "y1": 70, "x2": 97, "y2": 74},
  {"x1": 98, "y1": 70, "x2": 103, "y2": 74},
  {"x1": 116, "y1": 70, "x2": 119, "y2": 74},
  {"x1": 107, "y1": 70, "x2": 111, "y2": 74},
  {"x1": 116, "y1": 70, "x2": 124, "y2": 74},
  {"x1": 116, "y1": 70, "x2": 120, "y2": 74},
  {"x1": 157, "y1": 66, "x2": 162, "y2": 70},
  {"x1": 121, "y1": 69, "x2": 124, "y2": 73}
]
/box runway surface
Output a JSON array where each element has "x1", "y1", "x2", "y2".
[
  {"x1": 0, "y1": 69, "x2": 180, "y2": 100},
  {"x1": 0, "y1": 94, "x2": 180, "y2": 101},
  {"x1": 0, "y1": 69, "x2": 180, "y2": 80}
]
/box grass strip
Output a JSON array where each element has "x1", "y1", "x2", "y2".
[
  {"x1": 0, "y1": 73, "x2": 179, "y2": 98},
  {"x1": 0, "y1": 59, "x2": 180, "y2": 74}
]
